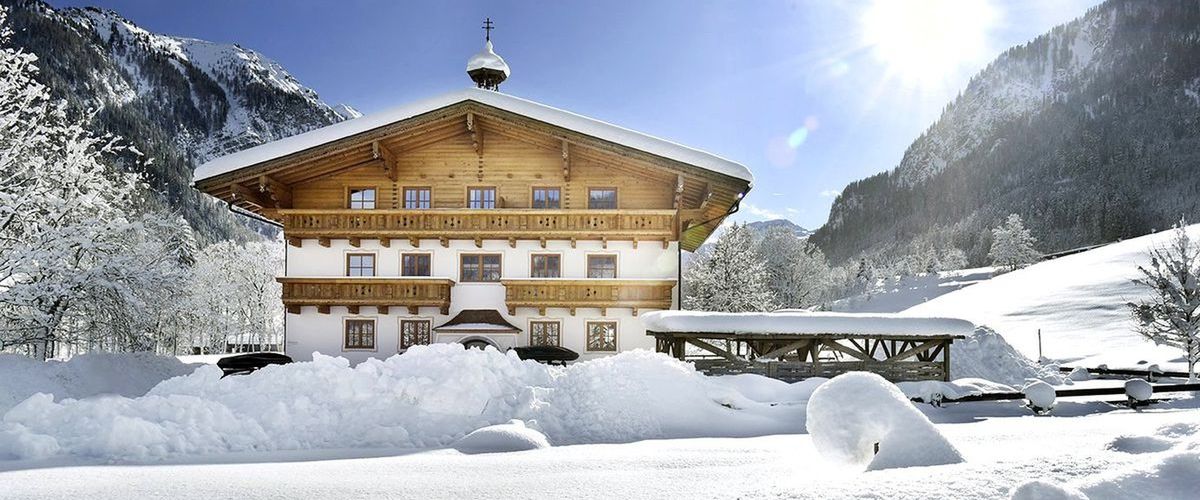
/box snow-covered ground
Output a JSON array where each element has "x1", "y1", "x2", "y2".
[
  {"x1": 905, "y1": 226, "x2": 1200, "y2": 371},
  {"x1": 2, "y1": 396, "x2": 1197, "y2": 499},
  {"x1": 833, "y1": 267, "x2": 997, "y2": 313}
]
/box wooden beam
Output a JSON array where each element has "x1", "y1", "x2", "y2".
[
  {"x1": 561, "y1": 140, "x2": 571, "y2": 181},
  {"x1": 467, "y1": 112, "x2": 482, "y2": 157},
  {"x1": 318, "y1": 237, "x2": 331, "y2": 248},
  {"x1": 257, "y1": 175, "x2": 293, "y2": 208},
  {"x1": 348, "y1": 237, "x2": 361, "y2": 248},
  {"x1": 673, "y1": 174, "x2": 685, "y2": 209},
  {"x1": 347, "y1": 305, "x2": 360, "y2": 314},
  {"x1": 760, "y1": 340, "x2": 811, "y2": 360},
  {"x1": 409, "y1": 236, "x2": 419, "y2": 248},
  {"x1": 820, "y1": 339, "x2": 873, "y2": 361},
  {"x1": 407, "y1": 305, "x2": 419, "y2": 315},
  {"x1": 698, "y1": 182, "x2": 713, "y2": 210},
  {"x1": 229, "y1": 183, "x2": 269, "y2": 209},
  {"x1": 287, "y1": 237, "x2": 302, "y2": 248},
  {"x1": 377, "y1": 305, "x2": 389, "y2": 315},
  {"x1": 884, "y1": 339, "x2": 943, "y2": 363},
  {"x1": 685, "y1": 338, "x2": 742, "y2": 363},
  {"x1": 286, "y1": 305, "x2": 301, "y2": 315},
  {"x1": 317, "y1": 305, "x2": 330, "y2": 315},
  {"x1": 371, "y1": 140, "x2": 399, "y2": 182},
  {"x1": 378, "y1": 237, "x2": 390, "y2": 248}
]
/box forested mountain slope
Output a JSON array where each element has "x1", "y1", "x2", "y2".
[
  {"x1": 810, "y1": 0, "x2": 1200, "y2": 265},
  {"x1": 1, "y1": 0, "x2": 355, "y2": 242}
]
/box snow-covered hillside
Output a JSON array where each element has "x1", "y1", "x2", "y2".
[{"x1": 905, "y1": 226, "x2": 1199, "y2": 370}]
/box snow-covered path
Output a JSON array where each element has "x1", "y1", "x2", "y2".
[{"x1": 3, "y1": 401, "x2": 1197, "y2": 499}]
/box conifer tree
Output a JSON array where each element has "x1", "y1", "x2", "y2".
[{"x1": 683, "y1": 223, "x2": 775, "y2": 312}]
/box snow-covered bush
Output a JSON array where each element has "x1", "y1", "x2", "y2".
[
  {"x1": 1022, "y1": 381, "x2": 1057, "y2": 414},
  {"x1": 1009, "y1": 480, "x2": 1088, "y2": 500},
  {"x1": 805, "y1": 372, "x2": 963, "y2": 470},
  {"x1": 453, "y1": 420, "x2": 550, "y2": 454},
  {"x1": 1067, "y1": 366, "x2": 1091, "y2": 381},
  {"x1": 1124, "y1": 379, "x2": 1153, "y2": 406}
]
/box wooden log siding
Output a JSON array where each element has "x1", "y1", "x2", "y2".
[
  {"x1": 278, "y1": 277, "x2": 454, "y2": 315},
  {"x1": 648, "y1": 331, "x2": 963, "y2": 382},
  {"x1": 501, "y1": 279, "x2": 675, "y2": 315},
  {"x1": 280, "y1": 209, "x2": 677, "y2": 246}
]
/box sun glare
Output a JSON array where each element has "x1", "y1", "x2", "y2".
[{"x1": 861, "y1": 0, "x2": 998, "y2": 89}]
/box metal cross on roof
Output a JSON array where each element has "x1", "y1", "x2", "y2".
[{"x1": 482, "y1": 17, "x2": 495, "y2": 41}]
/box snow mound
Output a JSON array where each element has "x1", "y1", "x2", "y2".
[
  {"x1": 1022, "y1": 381, "x2": 1057, "y2": 413},
  {"x1": 0, "y1": 345, "x2": 801, "y2": 462},
  {"x1": 453, "y1": 420, "x2": 549, "y2": 454},
  {"x1": 805, "y1": 372, "x2": 963, "y2": 471},
  {"x1": 897, "y1": 378, "x2": 1014, "y2": 403},
  {"x1": 950, "y1": 327, "x2": 1061, "y2": 386},
  {"x1": 710, "y1": 374, "x2": 827, "y2": 404},
  {"x1": 0, "y1": 352, "x2": 197, "y2": 413},
  {"x1": 1010, "y1": 480, "x2": 1088, "y2": 500},
  {"x1": 1082, "y1": 451, "x2": 1200, "y2": 499},
  {"x1": 1124, "y1": 379, "x2": 1153, "y2": 402},
  {"x1": 1067, "y1": 366, "x2": 1091, "y2": 381}
]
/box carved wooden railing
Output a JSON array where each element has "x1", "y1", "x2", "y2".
[
  {"x1": 277, "y1": 277, "x2": 454, "y2": 315},
  {"x1": 279, "y1": 209, "x2": 678, "y2": 247},
  {"x1": 501, "y1": 279, "x2": 675, "y2": 316}
]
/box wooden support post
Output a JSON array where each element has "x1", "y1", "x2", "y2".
[
  {"x1": 317, "y1": 305, "x2": 330, "y2": 315},
  {"x1": 539, "y1": 237, "x2": 546, "y2": 248},
  {"x1": 347, "y1": 305, "x2": 360, "y2": 314},
  {"x1": 440, "y1": 237, "x2": 449, "y2": 248},
  {"x1": 509, "y1": 237, "x2": 517, "y2": 248},
  {"x1": 561, "y1": 140, "x2": 571, "y2": 181},
  {"x1": 378, "y1": 237, "x2": 390, "y2": 248},
  {"x1": 318, "y1": 237, "x2": 331, "y2": 248},
  {"x1": 407, "y1": 305, "x2": 419, "y2": 315},
  {"x1": 348, "y1": 237, "x2": 361, "y2": 248},
  {"x1": 372, "y1": 141, "x2": 399, "y2": 182},
  {"x1": 257, "y1": 175, "x2": 293, "y2": 208},
  {"x1": 286, "y1": 305, "x2": 301, "y2": 314},
  {"x1": 377, "y1": 305, "x2": 389, "y2": 315},
  {"x1": 287, "y1": 237, "x2": 302, "y2": 248},
  {"x1": 673, "y1": 174, "x2": 685, "y2": 209},
  {"x1": 409, "y1": 236, "x2": 420, "y2": 248}
]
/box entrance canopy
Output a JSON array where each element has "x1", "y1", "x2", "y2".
[{"x1": 434, "y1": 309, "x2": 522, "y2": 334}]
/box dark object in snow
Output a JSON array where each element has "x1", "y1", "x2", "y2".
[
  {"x1": 217, "y1": 352, "x2": 293, "y2": 378},
  {"x1": 510, "y1": 345, "x2": 579, "y2": 366}
]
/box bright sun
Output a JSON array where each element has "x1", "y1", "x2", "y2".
[{"x1": 861, "y1": 0, "x2": 998, "y2": 89}]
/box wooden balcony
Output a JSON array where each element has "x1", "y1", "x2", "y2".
[
  {"x1": 279, "y1": 209, "x2": 678, "y2": 248},
  {"x1": 278, "y1": 277, "x2": 454, "y2": 315},
  {"x1": 501, "y1": 279, "x2": 676, "y2": 316}
]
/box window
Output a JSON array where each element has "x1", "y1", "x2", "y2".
[
  {"x1": 468, "y1": 187, "x2": 497, "y2": 209},
  {"x1": 530, "y1": 321, "x2": 561, "y2": 346},
  {"x1": 530, "y1": 254, "x2": 561, "y2": 278},
  {"x1": 460, "y1": 254, "x2": 502, "y2": 282},
  {"x1": 402, "y1": 253, "x2": 431, "y2": 277},
  {"x1": 586, "y1": 321, "x2": 617, "y2": 352},
  {"x1": 587, "y1": 255, "x2": 617, "y2": 278},
  {"x1": 588, "y1": 188, "x2": 617, "y2": 209},
  {"x1": 404, "y1": 187, "x2": 431, "y2": 209},
  {"x1": 532, "y1": 187, "x2": 561, "y2": 209},
  {"x1": 400, "y1": 319, "x2": 431, "y2": 350},
  {"x1": 346, "y1": 253, "x2": 375, "y2": 277},
  {"x1": 344, "y1": 319, "x2": 376, "y2": 350},
  {"x1": 348, "y1": 187, "x2": 376, "y2": 209}
]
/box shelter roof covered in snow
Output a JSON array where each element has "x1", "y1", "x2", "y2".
[{"x1": 641, "y1": 311, "x2": 974, "y2": 338}]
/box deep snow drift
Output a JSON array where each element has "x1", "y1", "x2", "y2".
[
  {"x1": 806, "y1": 372, "x2": 963, "y2": 470},
  {"x1": 905, "y1": 225, "x2": 1200, "y2": 370},
  {"x1": 452, "y1": 420, "x2": 550, "y2": 454},
  {"x1": 0, "y1": 345, "x2": 809, "y2": 462},
  {"x1": 0, "y1": 352, "x2": 198, "y2": 414}
]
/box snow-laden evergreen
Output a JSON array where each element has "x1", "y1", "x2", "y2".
[
  {"x1": 682, "y1": 223, "x2": 775, "y2": 312},
  {"x1": 988, "y1": 213, "x2": 1039, "y2": 272},
  {"x1": 756, "y1": 226, "x2": 834, "y2": 309},
  {"x1": 1128, "y1": 220, "x2": 1200, "y2": 381}
]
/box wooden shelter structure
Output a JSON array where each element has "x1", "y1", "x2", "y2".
[{"x1": 643, "y1": 311, "x2": 971, "y2": 382}]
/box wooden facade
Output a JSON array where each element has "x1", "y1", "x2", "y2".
[
  {"x1": 194, "y1": 100, "x2": 751, "y2": 252},
  {"x1": 501, "y1": 279, "x2": 676, "y2": 316},
  {"x1": 278, "y1": 277, "x2": 454, "y2": 315}
]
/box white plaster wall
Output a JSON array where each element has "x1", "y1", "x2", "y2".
[{"x1": 283, "y1": 238, "x2": 677, "y2": 364}]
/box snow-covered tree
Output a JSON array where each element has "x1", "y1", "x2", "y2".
[
  {"x1": 988, "y1": 214, "x2": 1039, "y2": 272},
  {"x1": 1128, "y1": 220, "x2": 1200, "y2": 381},
  {"x1": 683, "y1": 223, "x2": 775, "y2": 312},
  {"x1": 756, "y1": 227, "x2": 832, "y2": 309},
  {"x1": 189, "y1": 240, "x2": 284, "y2": 354}
]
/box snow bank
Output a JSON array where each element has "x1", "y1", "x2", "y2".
[
  {"x1": 1082, "y1": 451, "x2": 1200, "y2": 499},
  {"x1": 0, "y1": 345, "x2": 801, "y2": 462},
  {"x1": 641, "y1": 310, "x2": 974, "y2": 337},
  {"x1": 1010, "y1": 480, "x2": 1088, "y2": 500},
  {"x1": 452, "y1": 420, "x2": 549, "y2": 454},
  {"x1": 805, "y1": 372, "x2": 963, "y2": 470},
  {"x1": 709, "y1": 374, "x2": 826, "y2": 404},
  {"x1": 1067, "y1": 366, "x2": 1091, "y2": 381},
  {"x1": 951, "y1": 326, "x2": 1062, "y2": 386},
  {"x1": 0, "y1": 352, "x2": 198, "y2": 413},
  {"x1": 897, "y1": 378, "x2": 1014, "y2": 403}
]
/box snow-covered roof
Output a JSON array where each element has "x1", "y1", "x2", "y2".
[
  {"x1": 641, "y1": 311, "x2": 974, "y2": 337},
  {"x1": 193, "y1": 88, "x2": 753, "y2": 184},
  {"x1": 466, "y1": 40, "x2": 510, "y2": 76}
]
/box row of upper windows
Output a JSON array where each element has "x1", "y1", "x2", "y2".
[
  {"x1": 346, "y1": 187, "x2": 618, "y2": 210},
  {"x1": 345, "y1": 253, "x2": 618, "y2": 281},
  {"x1": 343, "y1": 318, "x2": 618, "y2": 352}
]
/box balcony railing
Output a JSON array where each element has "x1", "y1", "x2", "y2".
[
  {"x1": 279, "y1": 209, "x2": 678, "y2": 247},
  {"x1": 277, "y1": 277, "x2": 454, "y2": 315},
  {"x1": 501, "y1": 279, "x2": 675, "y2": 315}
]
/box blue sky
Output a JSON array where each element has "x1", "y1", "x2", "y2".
[{"x1": 52, "y1": 0, "x2": 1102, "y2": 229}]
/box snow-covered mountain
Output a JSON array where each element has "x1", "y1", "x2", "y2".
[
  {"x1": 744, "y1": 219, "x2": 812, "y2": 239},
  {"x1": 3, "y1": 1, "x2": 351, "y2": 240},
  {"x1": 811, "y1": 0, "x2": 1200, "y2": 265}
]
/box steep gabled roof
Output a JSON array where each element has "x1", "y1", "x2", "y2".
[{"x1": 194, "y1": 88, "x2": 753, "y2": 184}]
